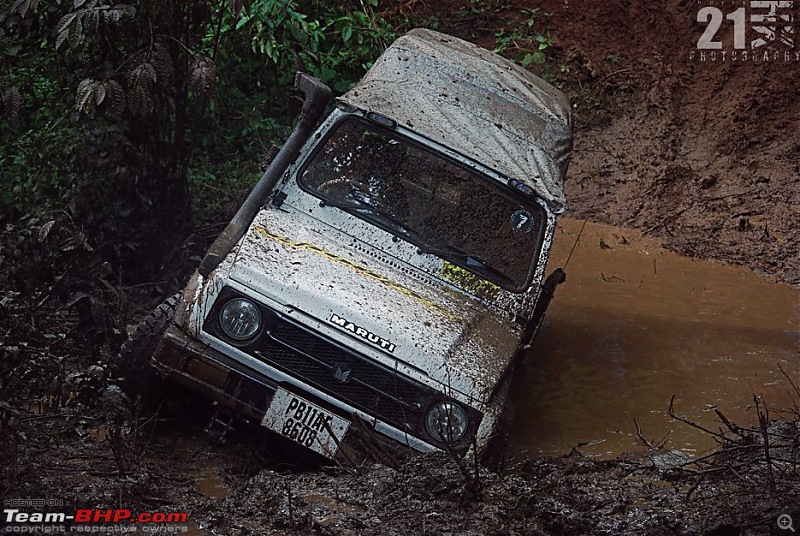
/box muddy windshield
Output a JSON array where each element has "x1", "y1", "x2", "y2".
[{"x1": 298, "y1": 117, "x2": 545, "y2": 292}]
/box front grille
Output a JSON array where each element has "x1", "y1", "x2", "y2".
[{"x1": 257, "y1": 318, "x2": 433, "y2": 434}]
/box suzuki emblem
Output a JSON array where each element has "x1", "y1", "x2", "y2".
[{"x1": 333, "y1": 364, "x2": 352, "y2": 383}]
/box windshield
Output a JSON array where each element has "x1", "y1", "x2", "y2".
[{"x1": 298, "y1": 117, "x2": 545, "y2": 292}]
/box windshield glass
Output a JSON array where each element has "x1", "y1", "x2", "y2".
[{"x1": 298, "y1": 117, "x2": 545, "y2": 292}]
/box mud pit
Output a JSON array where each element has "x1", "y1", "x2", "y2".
[
  {"x1": 508, "y1": 219, "x2": 799, "y2": 459},
  {"x1": 2, "y1": 0, "x2": 800, "y2": 534}
]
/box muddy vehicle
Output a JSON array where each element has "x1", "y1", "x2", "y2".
[{"x1": 121, "y1": 29, "x2": 572, "y2": 463}]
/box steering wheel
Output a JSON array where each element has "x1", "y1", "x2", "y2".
[{"x1": 316, "y1": 176, "x2": 353, "y2": 197}]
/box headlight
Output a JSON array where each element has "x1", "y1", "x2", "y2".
[
  {"x1": 219, "y1": 298, "x2": 262, "y2": 340},
  {"x1": 425, "y1": 401, "x2": 468, "y2": 443}
]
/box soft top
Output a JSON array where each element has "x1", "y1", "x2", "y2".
[{"x1": 338, "y1": 28, "x2": 572, "y2": 213}]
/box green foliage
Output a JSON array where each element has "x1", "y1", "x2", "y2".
[
  {"x1": 236, "y1": 0, "x2": 394, "y2": 92},
  {"x1": 493, "y1": 8, "x2": 554, "y2": 67},
  {"x1": 1, "y1": 0, "x2": 398, "y2": 287}
]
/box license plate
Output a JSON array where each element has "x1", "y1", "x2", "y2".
[{"x1": 261, "y1": 389, "x2": 350, "y2": 458}]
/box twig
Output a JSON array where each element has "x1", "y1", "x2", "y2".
[
  {"x1": 600, "y1": 68, "x2": 633, "y2": 82},
  {"x1": 654, "y1": 430, "x2": 672, "y2": 449},
  {"x1": 704, "y1": 188, "x2": 758, "y2": 202},
  {"x1": 778, "y1": 363, "x2": 800, "y2": 399},
  {"x1": 21, "y1": 414, "x2": 96, "y2": 422},
  {"x1": 680, "y1": 442, "x2": 786, "y2": 468},
  {"x1": 321, "y1": 417, "x2": 359, "y2": 473},
  {"x1": 754, "y1": 395, "x2": 775, "y2": 493},
  {"x1": 633, "y1": 418, "x2": 655, "y2": 449},
  {"x1": 440, "y1": 436, "x2": 481, "y2": 498},
  {"x1": 563, "y1": 218, "x2": 588, "y2": 271},
  {"x1": 350, "y1": 415, "x2": 400, "y2": 471},
  {"x1": 285, "y1": 479, "x2": 295, "y2": 528},
  {"x1": 714, "y1": 408, "x2": 749, "y2": 438},
  {"x1": 645, "y1": 208, "x2": 687, "y2": 234},
  {"x1": 668, "y1": 395, "x2": 726, "y2": 443}
]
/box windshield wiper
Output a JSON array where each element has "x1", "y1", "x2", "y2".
[
  {"x1": 318, "y1": 194, "x2": 417, "y2": 242},
  {"x1": 417, "y1": 244, "x2": 513, "y2": 287}
]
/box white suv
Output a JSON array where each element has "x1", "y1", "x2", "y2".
[{"x1": 122, "y1": 29, "x2": 572, "y2": 463}]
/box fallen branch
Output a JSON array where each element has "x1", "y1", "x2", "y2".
[
  {"x1": 714, "y1": 408, "x2": 749, "y2": 438},
  {"x1": 634, "y1": 418, "x2": 655, "y2": 449},
  {"x1": 668, "y1": 395, "x2": 726, "y2": 443},
  {"x1": 633, "y1": 419, "x2": 673, "y2": 451},
  {"x1": 680, "y1": 442, "x2": 789, "y2": 468}
]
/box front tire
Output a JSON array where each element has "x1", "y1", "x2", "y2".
[{"x1": 115, "y1": 293, "x2": 180, "y2": 399}]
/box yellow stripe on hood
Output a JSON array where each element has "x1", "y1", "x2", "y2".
[{"x1": 252, "y1": 225, "x2": 460, "y2": 321}]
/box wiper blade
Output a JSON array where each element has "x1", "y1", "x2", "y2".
[
  {"x1": 319, "y1": 195, "x2": 416, "y2": 241},
  {"x1": 417, "y1": 245, "x2": 513, "y2": 287},
  {"x1": 353, "y1": 205, "x2": 416, "y2": 239}
]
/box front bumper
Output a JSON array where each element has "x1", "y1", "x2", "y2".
[{"x1": 151, "y1": 325, "x2": 434, "y2": 464}]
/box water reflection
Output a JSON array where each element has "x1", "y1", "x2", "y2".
[{"x1": 508, "y1": 219, "x2": 799, "y2": 459}]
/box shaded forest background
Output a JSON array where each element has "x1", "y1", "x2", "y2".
[{"x1": 0, "y1": 0, "x2": 397, "y2": 290}]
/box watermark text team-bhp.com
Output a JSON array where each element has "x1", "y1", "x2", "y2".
[{"x1": 3, "y1": 503, "x2": 189, "y2": 533}]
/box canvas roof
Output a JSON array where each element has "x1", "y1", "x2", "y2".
[{"x1": 338, "y1": 28, "x2": 573, "y2": 212}]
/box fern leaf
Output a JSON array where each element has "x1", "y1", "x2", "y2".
[
  {"x1": 85, "y1": 9, "x2": 99, "y2": 33},
  {"x1": 76, "y1": 78, "x2": 97, "y2": 113},
  {"x1": 19, "y1": 0, "x2": 32, "y2": 17},
  {"x1": 103, "y1": 80, "x2": 125, "y2": 119},
  {"x1": 127, "y1": 84, "x2": 151, "y2": 116},
  {"x1": 189, "y1": 55, "x2": 216, "y2": 97},
  {"x1": 56, "y1": 13, "x2": 78, "y2": 35},
  {"x1": 130, "y1": 63, "x2": 156, "y2": 84},
  {"x1": 38, "y1": 220, "x2": 55, "y2": 243},
  {"x1": 69, "y1": 14, "x2": 85, "y2": 49},
  {"x1": 73, "y1": 0, "x2": 89, "y2": 7},
  {"x1": 93, "y1": 81, "x2": 106, "y2": 106},
  {"x1": 11, "y1": 0, "x2": 33, "y2": 17},
  {"x1": 2, "y1": 86, "x2": 21, "y2": 123},
  {"x1": 230, "y1": 0, "x2": 252, "y2": 15},
  {"x1": 126, "y1": 63, "x2": 155, "y2": 116},
  {"x1": 108, "y1": 6, "x2": 125, "y2": 24},
  {"x1": 55, "y1": 30, "x2": 69, "y2": 50},
  {"x1": 55, "y1": 31, "x2": 66, "y2": 50},
  {"x1": 151, "y1": 42, "x2": 174, "y2": 86}
]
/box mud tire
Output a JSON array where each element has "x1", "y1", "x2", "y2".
[{"x1": 115, "y1": 293, "x2": 180, "y2": 401}]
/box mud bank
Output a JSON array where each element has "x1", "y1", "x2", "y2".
[{"x1": 2, "y1": 410, "x2": 798, "y2": 535}]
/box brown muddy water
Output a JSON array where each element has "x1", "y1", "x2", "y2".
[{"x1": 507, "y1": 218, "x2": 799, "y2": 459}]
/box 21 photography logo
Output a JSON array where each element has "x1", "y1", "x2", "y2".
[{"x1": 690, "y1": 0, "x2": 799, "y2": 65}]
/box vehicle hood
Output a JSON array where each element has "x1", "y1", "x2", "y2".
[{"x1": 226, "y1": 208, "x2": 521, "y2": 404}]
